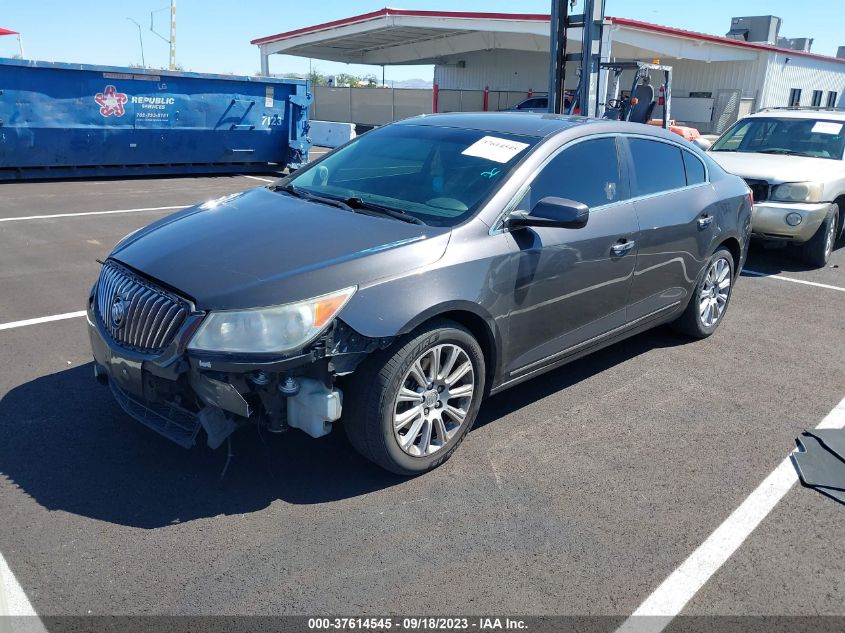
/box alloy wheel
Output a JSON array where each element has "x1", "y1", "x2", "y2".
[
  {"x1": 392, "y1": 343, "x2": 475, "y2": 457},
  {"x1": 699, "y1": 257, "x2": 731, "y2": 328},
  {"x1": 824, "y1": 217, "x2": 836, "y2": 261}
]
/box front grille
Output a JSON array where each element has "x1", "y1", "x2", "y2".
[
  {"x1": 95, "y1": 261, "x2": 188, "y2": 353},
  {"x1": 744, "y1": 179, "x2": 770, "y2": 203}
]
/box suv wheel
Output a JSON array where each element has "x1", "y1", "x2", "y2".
[
  {"x1": 343, "y1": 320, "x2": 485, "y2": 475},
  {"x1": 672, "y1": 247, "x2": 735, "y2": 339},
  {"x1": 801, "y1": 209, "x2": 838, "y2": 268}
]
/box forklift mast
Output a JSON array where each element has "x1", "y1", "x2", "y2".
[
  {"x1": 548, "y1": 0, "x2": 671, "y2": 129},
  {"x1": 548, "y1": 0, "x2": 606, "y2": 117}
]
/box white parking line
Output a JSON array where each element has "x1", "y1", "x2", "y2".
[
  {"x1": 616, "y1": 393, "x2": 845, "y2": 633},
  {"x1": 743, "y1": 269, "x2": 845, "y2": 293},
  {"x1": 239, "y1": 174, "x2": 276, "y2": 183},
  {"x1": 0, "y1": 205, "x2": 187, "y2": 223},
  {"x1": 0, "y1": 311, "x2": 86, "y2": 331},
  {"x1": 0, "y1": 550, "x2": 44, "y2": 624}
]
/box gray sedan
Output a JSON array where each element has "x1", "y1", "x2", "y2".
[{"x1": 88, "y1": 113, "x2": 752, "y2": 475}]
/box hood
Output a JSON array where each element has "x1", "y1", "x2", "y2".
[
  {"x1": 111, "y1": 187, "x2": 451, "y2": 310},
  {"x1": 708, "y1": 151, "x2": 844, "y2": 184}
]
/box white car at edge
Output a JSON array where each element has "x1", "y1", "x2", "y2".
[{"x1": 708, "y1": 108, "x2": 845, "y2": 267}]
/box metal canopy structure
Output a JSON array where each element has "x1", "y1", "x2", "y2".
[
  {"x1": 252, "y1": 9, "x2": 845, "y2": 75},
  {"x1": 0, "y1": 27, "x2": 23, "y2": 58},
  {"x1": 252, "y1": 9, "x2": 551, "y2": 70}
]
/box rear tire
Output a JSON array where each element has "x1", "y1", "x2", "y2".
[
  {"x1": 672, "y1": 247, "x2": 735, "y2": 339},
  {"x1": 801, "y1": 209, "x2": 838, "y2": 268},
  {"x1": 343, "y1": 319, "x2": 485, "y2": 476}
]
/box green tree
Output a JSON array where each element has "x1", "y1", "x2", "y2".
[
  {"x1": 334, "y1": 73, "x2": 358, "y2": 87},
  {"x1": 308, "y1": 68, "x2": 328, "y2": 87}
]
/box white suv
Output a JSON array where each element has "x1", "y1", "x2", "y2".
[{"x1": 708, "y1": 108, "x2": 844, "y2": 267}]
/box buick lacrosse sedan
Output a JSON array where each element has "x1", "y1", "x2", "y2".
[{"x1": 88, "y1": 113, "x2": 751, "y2": 475}]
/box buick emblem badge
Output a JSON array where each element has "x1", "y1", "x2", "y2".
[{"x1": 110, "y1": 295, "x2": 126, "y2": 329}]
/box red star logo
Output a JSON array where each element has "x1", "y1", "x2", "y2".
[{"x1": 94, "y1": 85, "x2": 128, "y2": 117}]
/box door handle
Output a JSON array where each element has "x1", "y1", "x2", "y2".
[
  {"x1": 698, "y1": 215, "x2": 714, "y2": 229},
  {"x1": 611, "y1": 239, "x2": 636, "y2": 256}
]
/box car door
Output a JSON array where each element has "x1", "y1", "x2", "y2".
[
  {"x1": 502, "y1": 135, "x2": 639, "y2": 377},
  {"x1": 622, "y1": 136, "x2": 717, "y2": 322}
]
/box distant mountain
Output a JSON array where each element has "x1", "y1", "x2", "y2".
[
  {"x1": 271, "y1": 73, "x2": 432, "y2": 89},
  {"x1": 388, "y1": 78, "x2": 432, "y2": 89}
]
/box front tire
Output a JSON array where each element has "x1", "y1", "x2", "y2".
[
  {"x1": 801, "y1": 209, "x2": 838, "y2": 268},
  {"x1": 343, "y1": 320, "x2": 486, "y2": 475},
  {"x1": 672, "y1": 247, "x2": 735, "y2": 339}
]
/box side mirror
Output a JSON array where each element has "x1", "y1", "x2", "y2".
[
  {"x1": 506, "y1": 197, "x2": 589, "y2": 230},
  {"x1": 693, "y1": 137, "x2": 713, "y2": 151}
]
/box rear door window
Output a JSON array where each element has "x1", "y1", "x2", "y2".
[{"x1": 628, "y1": 139, "x2": 687, "y2": 196}]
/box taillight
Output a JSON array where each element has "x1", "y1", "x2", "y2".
[{"x1": 748, "y1": 191, "x2": 754, "y2": 207}]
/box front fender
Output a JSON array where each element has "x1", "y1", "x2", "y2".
[{"x1": 338, "y1": 246, "x2": 515, "y2": 386}]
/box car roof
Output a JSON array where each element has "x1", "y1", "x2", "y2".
[
  {"x1": 394, "y1": 111, "x2": 686, "y2": 142},
  {"x1": 396, "y1": 112, "x2": 589, "y2": 138},
  {"x1": 747, "y1": 109, "x2": 845, "y2": 122}
]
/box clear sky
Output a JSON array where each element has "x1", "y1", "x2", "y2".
[{"x1": 2, "y1": 1, "x2": 843, "y2": 81}]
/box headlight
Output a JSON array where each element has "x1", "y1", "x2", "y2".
[
  {"x1": 188, "y1": 287, "x2": 356, "y2": 354},
  {"x1": 770, "y1": 182, "x2": 825, "y2": 203}
]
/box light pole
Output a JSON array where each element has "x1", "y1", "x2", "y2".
[
  {"x1": 151, "y1": 0, "x2": 177, "y2": 70},
  {"x1": 126, "y1": 18, "x2": 145, "y2": 67}
]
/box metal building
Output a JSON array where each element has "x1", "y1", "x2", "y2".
[{"x1": 252, "y1": 8, "x2": 845, "y2": 133}]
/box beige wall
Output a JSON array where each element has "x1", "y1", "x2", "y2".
[
  {"x1": 310, "y1": 86, "x2": 537, "y2": 125},
  {"x1": 311, "y1": 87, "x2": 431, "y2": 126}
]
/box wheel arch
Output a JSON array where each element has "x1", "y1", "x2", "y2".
[
  {"x1": 716, "y1": 236, "x2": 742, "y2": 277},
  {"x1": 396, "y1": 302, "x2": 501, "y2": 391},
  {"x1": 833, "y1": 195, "x2": 845, "y2": 238}
]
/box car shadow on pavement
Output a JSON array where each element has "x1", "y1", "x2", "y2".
[
  {"x1": 0, "y1": 329, "x2": 688, "y2": 529},
  {"x1": 743, "y1": 239, "x2": 843, "y2": 274},
  {"x1": 474, "y1": 327, "x2": 688, "y2": 432}
]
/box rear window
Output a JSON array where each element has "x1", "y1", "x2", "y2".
[
  {"x1": 629, "y1": 139, "x2": 687, "y2": 197},
  {"x1": 682, "y1": 151, "x2": 707, "y2": 185}
]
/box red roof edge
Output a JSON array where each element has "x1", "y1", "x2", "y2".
[
  {"x1": 608, "y1": 16, "x2": 845, "y2": 66},
  {"x1": 249, "y1": 9, "x2": 845, "y2": 66},
  {"x1": 250, "y1": 8, "x2": 549, "y2": 45},
  {"x1": 0, "y1": 27, "x2": 19, "y2": 36}
]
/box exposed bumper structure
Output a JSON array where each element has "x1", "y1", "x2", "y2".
[
  {"x1": 751, "y1": 201, "x2": 837, "y2": 242},
  {"x1": 86, "y1": 268, "x2": 367, "y2": 450}
]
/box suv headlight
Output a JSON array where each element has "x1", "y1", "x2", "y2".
[
  {"x1": 188, "y1": 287, "x2": 356, "y2": 354},
  {"x1": 770, "y1": 182, "x2": 825, "y2": 203}
]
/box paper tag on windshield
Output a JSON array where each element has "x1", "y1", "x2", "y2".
[
  {"x1": 811, "y1": 121, "x2": 843, "y2": 135},
  {"x1": 462, "y1": 136, "x2": 530, "y2": 163}
]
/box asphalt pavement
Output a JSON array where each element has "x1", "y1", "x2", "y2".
[{"x1": 0, "y1": 172, "x2": 843, "y2": 622}]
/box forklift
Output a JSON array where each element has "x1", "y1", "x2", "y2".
[
  {"x1": 600, "y1": 60, "x2": 672, "y2": 126},
  {"x1": 548, "y1": 1, "x2": 700, "y2": 140}
]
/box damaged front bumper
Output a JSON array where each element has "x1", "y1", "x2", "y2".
[{"x1": 87, "y1": 281, "x2": 384, "y2": 450}]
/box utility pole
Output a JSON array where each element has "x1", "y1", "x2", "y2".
[
  {"x1": 151, "y1": 0, "x2": 176, "y2": 70},
  {"x1": 126, "y1": 18, "x2": 146, "y2": 67},
  {"x1": 169, "y1": 0, "x2": 176, "y2": 71}
]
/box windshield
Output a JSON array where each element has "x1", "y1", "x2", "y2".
[
  {"x1": 710, "y1": 117, "x2": 845, "y2": 160},
  {"x1": 284, "y1": 124, "x2": 539, "y2": 226}
]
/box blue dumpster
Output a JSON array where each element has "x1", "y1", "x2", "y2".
[{"x1": 0, "y1": 58, "x2": 312, "y2": 180}]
